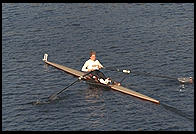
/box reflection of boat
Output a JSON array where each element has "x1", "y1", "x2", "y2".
[{"x1": 43, "y1": 54, "x2": 160, "y2": 104}]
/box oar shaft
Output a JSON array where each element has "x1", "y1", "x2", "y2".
[
  {"x1": 104, "y1": 64, "x2": 132, "y2": 69},
  {"x1": 49, "y1": 71, "x2": 93, "y2": 101},
  {"x1": 132, "y1": 71, "x2": 177, "y2": 80},
  {"x1": 103, "y1": 66, "x2": 178, "y2": 80},
  {"x1": 55, "y1": 79, "x2": 79, "y2": 96},
  {"x1": 103, "y1": 67, "x2": 131, "y2": 74}
]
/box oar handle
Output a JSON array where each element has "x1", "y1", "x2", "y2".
[{"x1": 122, "y1": 69, "x2": 131, "y2": 74}]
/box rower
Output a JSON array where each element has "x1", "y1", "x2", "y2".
[{"x1": 81, "y1": 50, "x2": 120, "y2": 85}]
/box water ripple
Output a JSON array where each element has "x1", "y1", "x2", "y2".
[{"x1": 2, "y1": 3, "x2": 194, "y2": 131}]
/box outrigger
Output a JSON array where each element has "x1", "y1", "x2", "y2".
[{"x1": 42, "y1": 54, "x2": 160, "y2": 104}]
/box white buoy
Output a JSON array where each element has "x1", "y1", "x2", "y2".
[{"x1": 43, "y1": 54, "x2": 48, "y2": 61}]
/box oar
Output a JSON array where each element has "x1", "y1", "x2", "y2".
[
  {"x1": 48, "y1": 71, "x2": 93, "y2": 101},
  {"x1": 103, "y1": 67, "x2": 131, "y2": 74},
  {"x1": 104, "y1": 64, "x2": 132, "y2": 70},
  {"x1": 103, "y1": 67, "x2": 193, "y2": 84},
  {"x1": 131, "y1": 71, "x2": 177, "y2": 80},
  {"x1": 127, "y1": 71, "x2": 193, "y2": 84}
]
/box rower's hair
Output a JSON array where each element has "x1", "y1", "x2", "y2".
[{"x1": 90, "y1": 50, "x2": 96, "y2": 56}]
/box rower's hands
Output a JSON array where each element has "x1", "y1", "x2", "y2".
[
  {"x1": 88, "y1": 68, "x2": 95, "y2": 72},
  {"x1": 98, "y1": 65, "x2": 103, "y2": 69},
  {"x1": 79, "y1": 76, "x2": 84, "y2": 80},
  {"x1": 88, "y1": 65, "x2": 103, "y2": 71}
]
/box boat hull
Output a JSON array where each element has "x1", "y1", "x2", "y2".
[{"x1": 43, "y1": 60, "x2": 160, "y2": 104}]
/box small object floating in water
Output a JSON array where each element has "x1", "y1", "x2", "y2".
[{"x1": 177, "y1": 77, "x2": 193, "y2": 84}]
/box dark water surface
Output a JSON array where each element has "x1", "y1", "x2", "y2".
[{"x1": 2, "y1": 3, "x2": 194, "y2": 131}]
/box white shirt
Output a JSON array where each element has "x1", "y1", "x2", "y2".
[{"x1": 82, "y1": 59, "x2": 103, "y2": 72}]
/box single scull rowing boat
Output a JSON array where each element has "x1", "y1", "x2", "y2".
[{"x1": 42, "y1": 54, "x2": 160, "y2": 104}]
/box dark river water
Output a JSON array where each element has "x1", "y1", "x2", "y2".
[{"x1": 2, "y1": 3, "x2": 194, "y2": 131}]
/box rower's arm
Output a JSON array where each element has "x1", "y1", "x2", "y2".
[
  {"x1": 96, "y1": 60, "x2": 104, "y2": 69},
  {"x1": 81, "y1": 61, "x2": 89, "y2": 72}
]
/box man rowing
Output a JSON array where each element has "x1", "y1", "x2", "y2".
[{"x1": 81, "y1": 51, "x2": 120, "y2": 85}]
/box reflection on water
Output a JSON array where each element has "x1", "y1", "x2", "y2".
[
  {"x1": 84, "y1": 86, "x2": 108, "y2": 129},
  {"x1": 43, "y1": 63, "x2": 49, "y2": 72},
  {"x1": 85, "y1": 86, "x2": 104, "y2": 100},
  {"x1": 178, "y1": 84, "x2": 185, "y2": 92}
]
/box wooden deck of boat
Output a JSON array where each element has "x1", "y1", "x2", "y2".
[
  {"x1": 109, "y1": 85, "x2": 159, "y2": 104},
  {"x1": 44, "y1": 60, "x2": 85, "y2": 77}
]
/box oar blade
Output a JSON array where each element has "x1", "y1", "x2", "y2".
[
  {"x1": 48, "y1": 93, "x2": 58, "y2": 101},
  {"x1": 177, "y1": 77, "x2": 193, "y2": 84}
]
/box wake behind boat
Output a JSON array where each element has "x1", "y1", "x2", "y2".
[{"x1": 42, "y1": 54, "x2": 160, "y2": 104}]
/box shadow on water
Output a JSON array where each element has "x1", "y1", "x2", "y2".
[{"x1": 160, "y1": 103, "x2": 194, "y2": 122}]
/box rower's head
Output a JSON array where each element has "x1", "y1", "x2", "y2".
[{"x1": 90, "y1": 51, "x2": 96, "y2": 61}]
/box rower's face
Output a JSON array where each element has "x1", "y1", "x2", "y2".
[{"x1": 90, "y1": 54, "x2": 96, "y2": 61}]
